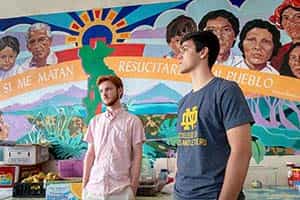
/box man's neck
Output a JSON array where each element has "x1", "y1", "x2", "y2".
[
  {"x1": 191, "y1": 63, "x2": 215, "y2": 92},
  {"x1": 106, "y1": 102, "x2": 122, "y2": 112}
]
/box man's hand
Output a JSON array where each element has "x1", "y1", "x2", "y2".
[
  {"x1": 130, "y1": 143, "x2": 143, "y2": 196},
  {"x1": 82, "y1": 143, "x2": 95, "y2": 190}
]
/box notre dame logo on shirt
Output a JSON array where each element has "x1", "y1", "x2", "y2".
[
  {"x1": 178, "y1": 106, "x2": 207, "y2": 147},
  {"x1": 181, "y1": 106, "x2": 198, "y2": 131}
]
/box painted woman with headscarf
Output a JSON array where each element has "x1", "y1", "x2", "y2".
[{"x1": 269, "y1": 0, "x2": 300, "y2": 70}]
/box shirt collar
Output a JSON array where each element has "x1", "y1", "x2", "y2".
[{"x1": 105, "y1": 107, "x2": 124, "y2": 120}]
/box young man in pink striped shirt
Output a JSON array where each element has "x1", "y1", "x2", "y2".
[{"x1": 82, "y1": 75, "x2": 145, "y2": 200}]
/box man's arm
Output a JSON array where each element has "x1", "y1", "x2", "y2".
[
  {"x1": 82, "y1": 143, "x2": 95, "y2": 189},
  {"x1": 218, "y1": 123, "x2": 252, "y2": 200},
  {"x1": 130, "y1": 143, "x2": 143, "y2": 195}
]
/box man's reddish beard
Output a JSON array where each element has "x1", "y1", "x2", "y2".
[{"x1": 104, "y1": 93, "x2": 120, "y2": 107}]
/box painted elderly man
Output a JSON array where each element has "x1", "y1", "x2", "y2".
[{"x1": 21, "y1": 23, "x2": 57, "y2": 70}]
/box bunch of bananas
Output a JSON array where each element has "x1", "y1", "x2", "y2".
[{"x1": 21, "y1": 172, "x2": 60, "y2": 183}]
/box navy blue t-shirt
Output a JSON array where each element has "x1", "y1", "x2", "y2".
[{"x1": 174, "y1": 77, "x2": 254, "y2": 200}]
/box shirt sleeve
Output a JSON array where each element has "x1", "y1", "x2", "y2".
[
  {"x1": 131, "y1": 116, "x2": 146, "y2": 145},
  {"x1": 84, "y1": 118, "x2": 95, "y2": 144},
  {"x1": 220, "y1": 82, "x2": 254, "y2": 131}
]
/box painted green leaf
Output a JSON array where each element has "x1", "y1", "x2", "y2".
[{"x1": 251, "y1": 139, "x2": 265, "y2": 164}]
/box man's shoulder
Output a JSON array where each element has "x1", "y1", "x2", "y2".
[
  {"x1": 215, "y1": 77, "x2": 239, "y2": 90},
  {"x1": 178, "y1": 91, "x2": 192, "y2": 109},
  {"x1": 211, "y1": 78, "x2": 243, "y2": 100},
  {"x1": 123, "y1": 111, "x2": 141, "y2": 122},
  {"x1": 89, "y1": 113, "x2": 105, "y2": 123},
  {"x1": 201, "y1": 77, "x2": 239, "y2": 94}
]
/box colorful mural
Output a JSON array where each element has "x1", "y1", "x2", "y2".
[{"x1": 0, "y1": 0, "x2": 299, "y2": 162}]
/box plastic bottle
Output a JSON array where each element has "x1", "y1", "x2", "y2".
[{"x1": 286, "y1": 162, "x2": 295, "y2": 187}]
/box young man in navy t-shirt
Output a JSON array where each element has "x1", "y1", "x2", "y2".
[{"x1": 174, "y1": 31, "x2": 254, "y2": 200}]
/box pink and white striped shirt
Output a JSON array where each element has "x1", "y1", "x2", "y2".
[{"x1": 84, "y1": 108, "x2": 145, "y2": 195}]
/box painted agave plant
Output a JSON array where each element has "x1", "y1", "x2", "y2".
[
  {"x1": 157, "y1": 118, "x2": 178, "y2": 146},
  {"x1": 47, "y1": 131, "x2": 87, "y2": 159}
]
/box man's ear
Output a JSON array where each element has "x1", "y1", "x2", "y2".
[
  {"x1": 199, "y1": 47, "x2": 209, "y2": 60},
  {"x1": 118, "y1": 88, "x2": 123, "y2": 98}
]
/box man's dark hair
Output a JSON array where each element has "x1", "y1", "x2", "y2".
[
  {"x1": 238, "y1": 19, "x2": 281, "y2": 58},
  {"x1": 166, "y1": 15, "x2": 197, "y2": 43},
  {"x1": 198, "y1": 9, "x2": 240, "y2": 37},
  {"x1": 181, "y1": 31, "x2": 220, "y2": 68},
  {"x1": 0, "y1": 35, "x2": 20, "y2": 55}
]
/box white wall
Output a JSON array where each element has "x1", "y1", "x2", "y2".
[{"x1": 0, "y1": 0, "x2": 178, "y2": 18}]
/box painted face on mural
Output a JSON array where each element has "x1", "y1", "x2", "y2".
[
  {"x1": 281, "y1": 7, "x2": 300, "y2": 42},
  {"x1": 68, "y1": 116, "x2": 85, "y2": 137},
  {"x1": 242, "y1": 28, "x2": 274, "y2": 70},
  {"x1": 178, "y1": 40, "x2": 202, "y2": 73},
  {"x1": 27, "y1": 29, "x2": 52, "y2": 63},
  {"x1": 0, "y1": 46, "x2": 18, "y2": 71},
  {"x1": 204, "y1": 17, "x2": 236, "y2": 61},
  {"x1": 99, "y1": 81, "x2": 122, "y2": 107},
  {"x1": 288, "y1": 46, "x2": 300, "y2": 78},
  {"x1": 169, "y1": 35, "x2": 183, "y2": 58}
]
